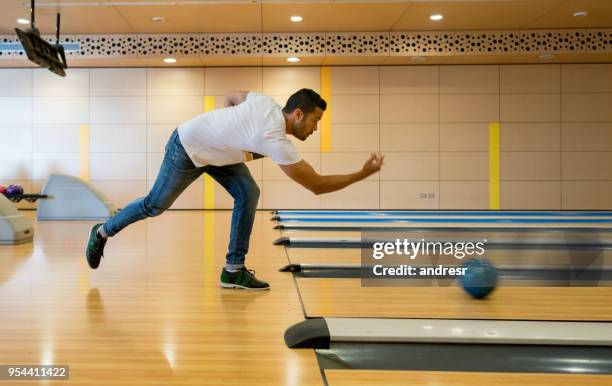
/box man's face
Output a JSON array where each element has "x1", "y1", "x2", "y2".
[{"x1": 292, "y1": 107, "x2": 324, "y2": 141}]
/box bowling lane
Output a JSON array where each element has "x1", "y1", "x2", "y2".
[
  {"x1": 285, "y1": 248, "x2": 359, "y2": 265},
  {"x1": 285, "y1": 228, "x2": 612, "y2": 320},
  {"x1": 297, "y1": 278, "x2": 612, "y2": 320},
  {"x1": 284, "y1": 246, "x2": 612, "y2": 268},
  {"x1": 278, "y1": 228, "x2": 612, "y2": 242},
  {"x1": 280, "y1": 230, "x2": 360, "y2": 239},
  {"x1": 279, "y1": 223, "x2": 612, "y2": 285},
  {"x1": 277, "y1": 234, "x2": 612, "y2": 251},
  {"x1": 325, "y1": 370, "x2": 612, "y2": 386}
]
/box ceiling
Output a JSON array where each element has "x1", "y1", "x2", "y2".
[
  {"x1": 0, "y1": 0, "x2": 610, "y2": 67},
  {"x1": 0, "y1": 0, "x2": 611, "y2": 35}
]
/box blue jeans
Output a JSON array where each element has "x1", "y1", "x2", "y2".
[{"x1": 102, "y1": 129, "x2": 259, "y2": 268}]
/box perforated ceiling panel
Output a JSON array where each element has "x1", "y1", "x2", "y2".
[
  {"x1": 325, "y1": 32, "x2": 389, "y2": 56},
  {"x1": 263, "y1": 33, "x2": 325, "y2": 56},
  {"x1": 1, "y1": 29, "x2": 610, "y2": 61},
  {"x1": 520, "y1": 30, "x2": 587, "y2": 54},
  {"x1": 454, "y1": 31, "x2": 520, "y2": 55},
  {"x1": 390, "y1": 32, "x2": 454, "y2": 56},
  {"x1": 588, "y1": 29, "x2": 612, "y2": 53},
  {"x1": 203, "y1": 34, "x2": 262, "y2": 56}
]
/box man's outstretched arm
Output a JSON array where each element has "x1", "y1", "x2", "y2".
[
  {"x1": 223, "y1": 90, "x2": 249, "y2": 107},
  {"x1": 279, "y1": 154, "x2": 384, "y2": 195}
]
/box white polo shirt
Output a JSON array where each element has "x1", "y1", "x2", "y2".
[{"x1": 177, "y1": 92, "x2": 301, "y2": 167}]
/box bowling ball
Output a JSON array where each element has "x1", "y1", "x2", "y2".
[
  {"x1": 6, "y1": 184, "x2": 23, "y2": 196},
  {"x1": 0, "y1": 185, "x2": 6, "y2": 195},
  {"x1": 459, "y1": 257, "x2": 497, "y2": 299}
]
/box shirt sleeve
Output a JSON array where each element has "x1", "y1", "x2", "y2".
[
  {"x1": 262, "y1": 137, "x2": 302, "y2": 165},
  {"x1": 246, "y1": 91, "x2": 262, "y2": 100}
]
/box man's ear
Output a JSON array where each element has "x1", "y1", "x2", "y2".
[{"x1": 293, "y1": 108, "x2": 304, "y2": 122}]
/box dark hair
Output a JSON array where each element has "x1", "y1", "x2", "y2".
[{"x1": 282, "y1": 88, "x2": 327, "y2": 115}]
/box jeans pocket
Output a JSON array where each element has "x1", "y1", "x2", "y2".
[
  {"x1": 168, "y1": 141, "x2": 195, "y2": 171},
  {"x1": 165, "y1": 129, "x2": 178, "y2": 153}
]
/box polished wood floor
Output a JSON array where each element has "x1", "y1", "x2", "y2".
[{"x1": 0, "y1": 211, "x2": 321, "y2": 386}]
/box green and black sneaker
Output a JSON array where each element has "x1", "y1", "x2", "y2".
[
  {"x1": 220, "y1": 268, "x2": 270, "y2": 291},
  {"x1": 86, "y1": 223, "x2": 107, "y2": 269}
]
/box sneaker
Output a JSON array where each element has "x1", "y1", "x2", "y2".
[
  {"x1": 86, "y1": 224, "x2": 107, "y2": 269},
  {"x1": 220, "y1": 268, "x2": 270, "y2": 291}
]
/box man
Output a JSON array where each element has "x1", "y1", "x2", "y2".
[{"x1": 86, "y1": 88, "x2": 384, "y2": 290}]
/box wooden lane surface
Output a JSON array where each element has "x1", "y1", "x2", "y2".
[
  {"x1": 297, "y1": 278, "x2": 612, "y2": 320},
  {"x1": 326, "y1": 370, "x2": 612, "y2": 386},
  {"x1": 286, "y1": 248, "x2": 361, "y2": 265},
  {"x1": 0, "y1": 211, "x2": 323, "y2": 386},
  {"x1": 285, "y1": 247, "x2": 612, "y2": 267}
]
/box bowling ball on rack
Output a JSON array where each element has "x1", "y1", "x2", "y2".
[{"x1": 5, "y1": 184, "x2": 23, "y2": 196}]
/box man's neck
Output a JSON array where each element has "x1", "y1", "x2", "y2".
[{"x1": 283, "y1": 113, "x2": 293, "y2": 136}]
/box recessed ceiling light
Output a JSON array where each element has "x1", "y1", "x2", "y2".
[
  {"x1": 573, "y1": 11, "x2": 588, "y2": 17},
  {"x1": 539, "y1": 54, "x2": 555, "y2": 60},
  {"x1": 163, "y1": 57, "x2": 177, "y2": 64},
  {"x1": 411, "y1": 56, "x2": 427, "y2": 61},
  {"x1": 286, "y1": 57, "x2": 300, "y2": 63},
  {"x1": 290, "y1": 15, "x2": 303, "y2": 22},
  {"x1": 430, "y1": 14, "x2": 443, "y2": 21},
  {"x1": 17, "y1": 18, "x2": 29, "y2": 25},
  {"x1": 152, "y1": 16, "x2": 166, "y2": 23}
]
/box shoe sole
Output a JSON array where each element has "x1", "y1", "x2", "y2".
[
  {"x1": 86, "y1": 224, "x2": 102, "y2": 269},
  {"x1": 219, "y1": 282, "x2": 270, "y2": 291}
]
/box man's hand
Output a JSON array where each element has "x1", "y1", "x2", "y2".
[
  {"x1": 362, "y1": 153, "x2": 385, "y2": 177},
  {"x1": 280, "y1": 154, "x2": 385, "y2": 195}
]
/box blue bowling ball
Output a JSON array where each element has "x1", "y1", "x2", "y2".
[{"x1": 460, "y1": 258, "x2": 497, "y2": 299}]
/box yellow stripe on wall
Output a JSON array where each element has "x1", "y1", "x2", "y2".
[
  {"x1": 204, "y1": 95, "x2": 215, "y2": 113},
  {"x1": 489, "y1": 122, "x2": 500, "y2": 210},
  {"x1": 80, "y1": 124, "x2": 90, "y2": 182},
  {"x1": 204, "y1": 175, "x2": 215, "y2": 210},
  {"x1": 203, "y1": 96, "x2": 216, "y2": 209},
  {"x1": 320, "y1": 67, "x2": 332, "y2": 152}
]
